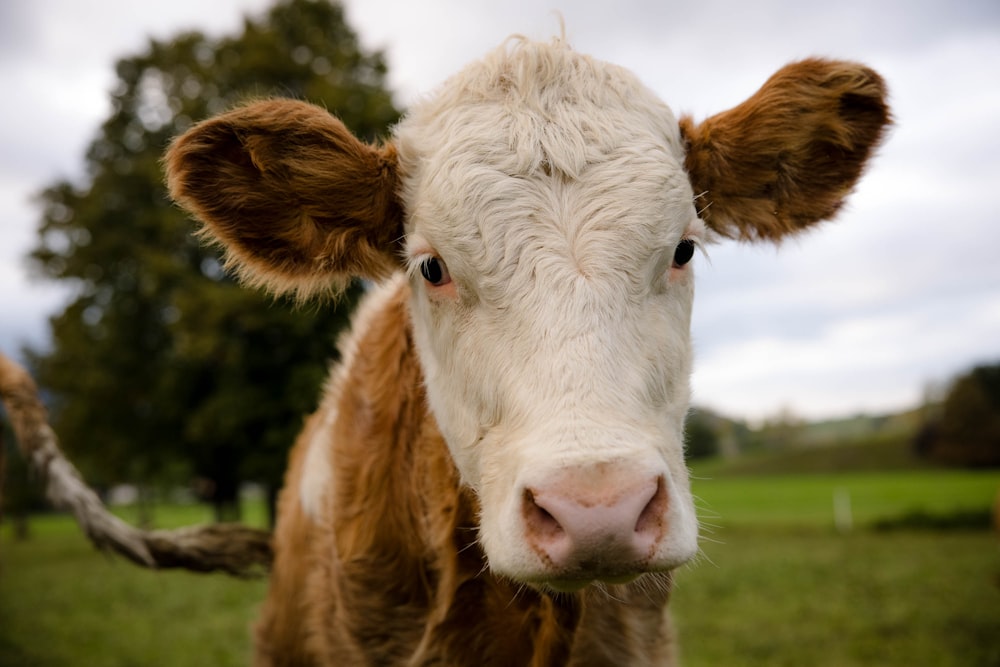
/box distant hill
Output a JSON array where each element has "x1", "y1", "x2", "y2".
[
  {"x1": 687, "y1": 405, "x2": 932, "y2": 476},
  {"x1": 794, "y1": 409, "x2": 924, "y2": 448}
]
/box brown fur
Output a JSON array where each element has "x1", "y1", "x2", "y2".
[
  {"x1": 680, "y1": 59, "x2": 891, "y2": 241},
  {"x1": 164, "y1": 100, "x2": 404, "y2": 299},
  {"x1": 252, "y1": 280, "x2": 675, "y2": 666}
]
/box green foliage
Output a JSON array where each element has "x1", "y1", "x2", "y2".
[
  {"x1": 916, "y1": 362, "x2": 1000, "y2": 467},
  {"x1": 1, "y1": 415, "x2": 47, "y2": 539},
  {"x1": 684, "y1": 408, "x2": 721, "y2": 459},
  {"x1": 683, "y1": 404, "x2": 925, "y2": 466},
  {"x1": 26, "y1": 0, "x2": 400, "y2": 515}
]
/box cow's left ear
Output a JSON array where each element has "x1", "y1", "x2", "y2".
[
  {"x1": 679, "y1": 59, "x2": 891, "y2": 242},
  {"x1": 165, "y1": 99, "x2": 403, "y2": 299}
]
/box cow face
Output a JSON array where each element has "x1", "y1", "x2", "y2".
[
  {"x1": 396, "y1": 42, "x2": 702, "y2": 587},
  {"x1": 165, "y1": 37, "x2": 889, "y2": 590}
]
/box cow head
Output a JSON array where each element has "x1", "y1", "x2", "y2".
[{"x1": 166, "y1": 38, "x2": 889, "y2": 591}]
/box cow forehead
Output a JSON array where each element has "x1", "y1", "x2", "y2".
[
  {"x1": 395, "y1": 37, "x2": 696, "y2": 288},
  {"x1": 397, "y1": 37, "x2": 685, "y2": 180}
]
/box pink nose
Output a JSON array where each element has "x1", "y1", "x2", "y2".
[{"x1": 522, "y1": 464, "x2": 668, "y2": 573}]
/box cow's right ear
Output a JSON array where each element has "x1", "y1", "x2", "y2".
[{"x1": 165, "y1": 99, "x2": 403, "y2": 299}]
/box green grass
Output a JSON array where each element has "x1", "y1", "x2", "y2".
[
  {"x1": 689, "y1": 467, "x2": 1000, "y2": 529},
  {"x1": 0, "y1": 511, "x2": 267, "y2": 667},
  {"x1": 672, "y1": 466, "x2": 1000, "y2": 666},
  {"x1": 2, "y1": 469, "x2": 999, "y2": 666},
  {"x1": 673, "y1": 529, "x2": 1000, "y2": 667}
]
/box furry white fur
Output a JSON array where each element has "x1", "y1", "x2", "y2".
[{"x1": 397, "y1": 37, "x2": 702, "y2": 581}]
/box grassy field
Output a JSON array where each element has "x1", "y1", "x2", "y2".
[
  {"x1": 0, "y1": 511, "x2": 268, "y2": 667},
  {"x1": 673, "y1": 529, "x2": 1000, "y2": 667},
  {"x1": 674, "y1": 466, "x2": 1000, "y2": 667},
  {"x1": 1, "y1": 468, "x2": 999, "y2": 666},
  {"x1": 689, "y1": 466, "x2": 999, "y2": 528}
]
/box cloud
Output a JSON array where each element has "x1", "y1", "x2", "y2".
[
  {"x1": 698, "y1": 278, "x2": 998, "y2": 416},
  {"x1": 693, "y1": 288, "x2": 1000, "y2": 419}
]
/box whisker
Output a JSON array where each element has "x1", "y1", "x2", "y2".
[{"x1": 456, "y1": 541, "x2": 480, "y2": 555}]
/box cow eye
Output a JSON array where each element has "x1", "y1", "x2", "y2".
[
  {"x1": 672, "y1": 239, "x2": 696, "y2": 268},
  {"x1": 419, "y1": 256, "x2": 452, "y2": 286}
]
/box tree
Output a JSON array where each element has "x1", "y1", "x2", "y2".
[
  {"x1": 1, "y1": 411, "x2": 47, "y2": 540},
  {"x1": 28, "y1": 0, "x2": 400, "y2": 522},
  {"x1": 916, "y1": 363, "x2": 1000, "y2": 467},
  {"x1": 684, "y1": 408, "x2": 721, "y2": 460},
  {"x1": 758, "y1": 406, "x2": 806, "y2": 450}
]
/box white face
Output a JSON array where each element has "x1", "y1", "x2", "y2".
[{"x1": 396, "y1": 41, "x2": 700, "y2": 589}]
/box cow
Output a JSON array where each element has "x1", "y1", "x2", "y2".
[{"x1": 165, "y1": 35, "x2": 889, "y2": 666}]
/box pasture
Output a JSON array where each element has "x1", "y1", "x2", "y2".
[
  {"x1": 1, "y1": 468, "x2": 998, "y2": 666},
  {"x1": 675, "y1": 466, "x2": 1000, "y2": 667}
]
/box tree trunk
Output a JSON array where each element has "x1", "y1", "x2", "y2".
[
  {"x1": 212, "y1": 473, "x2": 242, "y2": 524},
  {"x1": 12, "y1": 513, "x2": 30, "y2": 541},
  {"x1": 265, "y1": 483, "x2": 280, "y2": 531}
]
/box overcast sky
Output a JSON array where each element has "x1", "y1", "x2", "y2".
[{"x1": 1, "y1": 0, "x2": 998, "y2": 422}]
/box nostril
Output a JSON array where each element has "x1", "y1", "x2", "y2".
[
  {"x1": 523, "y1": 488, "x2": 565, "y2": 540},
  {"x1": 634, "y1": 476, "x2": 668, "y2": 537}
]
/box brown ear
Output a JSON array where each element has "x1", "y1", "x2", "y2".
[
  {"x1": 165, "y1": 99, "x2": 403, "y2": 298},
  {"x1": 679, "y1": 59, "x2": 891, "y2": 242}
]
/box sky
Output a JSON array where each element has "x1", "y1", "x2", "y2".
[{"x1": 1, "y1": 0, "x2": 998, "y2": 423}]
